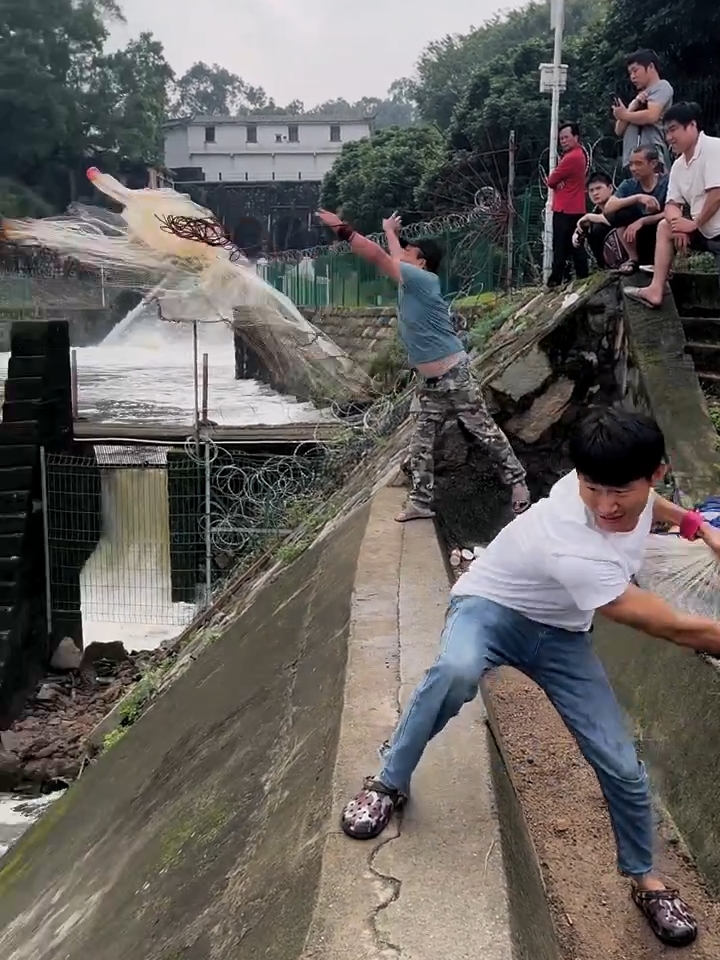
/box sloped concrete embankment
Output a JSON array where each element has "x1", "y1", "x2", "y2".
[
  {"x1": 0, "y1": 501, "x2": 370, "y2": 959},
  {"x1": 304, "y1": 489, "x2": 549, "y2": 960},
  {"x1": 595, "y1": 279, "x2": 720, "y2": 890},
  {"x1": 0, "y1": 482, "x2": 556, "y2": 960}
]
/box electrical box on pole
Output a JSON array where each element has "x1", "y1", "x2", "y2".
[{"x1": 539, "y1": 63, "x2": 568, "y2": 94}]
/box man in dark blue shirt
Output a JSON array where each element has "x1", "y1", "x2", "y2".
[{"x1": 603, "y1": 146, "x2": 669, "y2": 272}]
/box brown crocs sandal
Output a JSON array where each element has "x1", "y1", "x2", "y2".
[
  {"x1": 632, "y1": 887, "x2": 698, "y2": 946},
  {"x1": 340, "y1": 777, "x2": 408, "y2": 840}
]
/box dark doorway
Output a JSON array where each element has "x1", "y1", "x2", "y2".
[
  {"x1": 272, "y1": 214, "x2": 307, "y2": 253},
  {"x1": 233, "y1": 217, "x2": 264, "y2": 258}
]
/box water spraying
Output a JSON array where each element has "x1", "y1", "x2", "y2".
[{"x1": 3, "y1": 168, "x2": 372, "y2": 406}]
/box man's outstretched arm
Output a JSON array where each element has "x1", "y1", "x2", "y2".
[
  {"x1": 652, "y1": 494, "x2": 720, "y2": 547},
  {"x1": 600, "y1": 584, "x2": 720, "y2": 656},
  {"x1": 317, "y1": 209, "x2": 401, "y2": 282}
]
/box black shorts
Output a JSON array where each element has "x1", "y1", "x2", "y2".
[{"x1": 690, "y1": 230, "x2": 720, "y2": 253}]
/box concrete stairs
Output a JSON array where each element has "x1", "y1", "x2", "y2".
[
  {"x1": 671, "y1": 273, "x2": 720, "y2": 391},
  {"x1": 679, "y1": 309, "x2": 720, "y2": 389}
]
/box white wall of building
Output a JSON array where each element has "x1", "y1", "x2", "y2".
[{"x1": 164, "y1": 117, "x2": 372, "y2": 183}]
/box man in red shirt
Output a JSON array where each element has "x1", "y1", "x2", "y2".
[{"x1": 546, "y1": 122, "x2": 590, "y2": 287}]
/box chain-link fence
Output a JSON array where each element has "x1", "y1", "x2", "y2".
[{"x1": 41, "y1": 391, "x2": 412, "y2": 627}]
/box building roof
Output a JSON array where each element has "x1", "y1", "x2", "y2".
[{"x1": 164, "y1": 113, "x2": 375, "y2": 129}]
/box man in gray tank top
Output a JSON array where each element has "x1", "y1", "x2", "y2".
[{"x1": 613, "y1": 49, "x2": 673, "y2": 170}]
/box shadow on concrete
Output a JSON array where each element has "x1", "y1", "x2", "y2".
[{"x1": 0, "y1": 505, "x2": 370, "y2": 960}]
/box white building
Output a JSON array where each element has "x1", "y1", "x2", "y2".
[{"x1": 163, "y1": 114, "x2": 374, "y2": 183}]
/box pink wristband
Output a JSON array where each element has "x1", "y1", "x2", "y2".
[{"x1": 679, "y1": 509, "x2": 704, "y2": 541}]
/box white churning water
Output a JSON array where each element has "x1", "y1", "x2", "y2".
[{"x1": 76, "y1": 301, "x2": 318, "y2": 426}]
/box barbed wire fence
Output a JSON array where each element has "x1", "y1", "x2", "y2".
[{"x1": 42, "y1": 379, "x2": 414, "y2": 627}]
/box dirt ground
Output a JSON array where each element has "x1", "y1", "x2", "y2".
[{"x1": 488, "y1": 668, "x2": 720, "y2": 959}]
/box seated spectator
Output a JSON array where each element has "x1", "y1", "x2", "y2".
[
  {"x1": 573, "y1": 172, "x2": 618, "y2": 268},
  {"x1": 626, "y1": 102, "x2": 720, "y2": 308},
  {"x1": 603, "y1": 146, "x2": 668, "y2": 274}
]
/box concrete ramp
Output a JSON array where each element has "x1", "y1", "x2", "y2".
[
  {"x1": 0, "y1": 504, "x2": 371, "y2": 960},
  {"x1": 0, "y1": 486, "x2": 518, "y2": 960}
]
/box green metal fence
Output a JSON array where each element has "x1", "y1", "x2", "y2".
[
  {"x1": 263, "y1": 188, "x2": 540, "y2": 309},
  {"x1": 0, "y1": 187, "x2": 544, "y2": 313}
]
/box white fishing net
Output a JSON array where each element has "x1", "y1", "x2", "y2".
[
  {"x1": 637, "y1": 533, "x2": 720, "y2": 619},
  {"x1": 2, "y1": 169, "x2": 372, "y2": 404}
]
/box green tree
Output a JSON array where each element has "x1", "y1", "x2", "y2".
[
  {"x1": 412, "y1": 0, "x2": 604, "y2": 129},
  {"x1": 91, "y1": 33, "x2": 174, "y2": 166},
  {"x1": 320, "y1": 125, "x2": 443, "y2": 234},
  {"x1": 0, "y1": 178, "x2": 55, "y2": 218},
  {"x1": 0, "y1": 0, "x2": 108, "y2": 177},
  {"x1": 585, "y1": 0, "x2": 720, "y2": 134},
  {"x1": 171, "y1": 61, "x2": 269, "y2": 116},
  {"x1": 308, "y1": 83, "x2": 416, "y2": 129}
]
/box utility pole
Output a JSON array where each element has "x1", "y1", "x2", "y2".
[
  {"x1": 541, "y1": 0, "x2": 566, "y2": 283},
  {"x1": 506, "y1": 129, "x2": 516, "y2": 291}
]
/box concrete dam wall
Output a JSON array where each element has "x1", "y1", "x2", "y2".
[
  {"x1": 0, "y1": 503, "x2": 370, "y2": 960},
  {"x1": 2, "y1": 274, "x2": 720, "y2": 959}
]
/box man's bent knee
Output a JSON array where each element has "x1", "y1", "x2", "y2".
[
  {"x1": 601, "y1": 747, "x2": 647, "y2": 787},
  {"x1": 656, "y1": 219, "x2": 673, "y2": 241},
  {"x1": 435, "y1": 655, "x2": 483, "y2": 698}
]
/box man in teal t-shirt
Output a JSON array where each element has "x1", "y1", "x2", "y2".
[{"x1": 318, "y1": 209, "x2": 529, "y2": 521}]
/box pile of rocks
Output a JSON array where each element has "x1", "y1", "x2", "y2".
[{"x1": 0, "y1": 639, "x2": 156, "y2": 791}]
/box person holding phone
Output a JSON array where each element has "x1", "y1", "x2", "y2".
[{"x1": 613, "y1": 50, "x2": 673, "y2": 171}]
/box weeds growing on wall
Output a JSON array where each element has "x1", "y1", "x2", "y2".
[
  {"x1": 367, "y1": 337, "x2": 409, "y2": 389},
  {"x1": 101, "y1": 670, "x2": 159, "y2": 753},
  {"x1": 467, "y1": 289, "x2": 535, "y2": 352}
]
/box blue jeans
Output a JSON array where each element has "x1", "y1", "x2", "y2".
[{"x1": 379, "y1": 595, "x2": 653, "y2": 878}]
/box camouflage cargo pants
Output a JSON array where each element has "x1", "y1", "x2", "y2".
[{"x1": 405, "y1": 360, "x2": 526, "y2": 508}]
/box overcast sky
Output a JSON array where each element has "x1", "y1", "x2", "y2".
[{"x1": 109, "y1": 0, "x2": 529, "y2": 106}]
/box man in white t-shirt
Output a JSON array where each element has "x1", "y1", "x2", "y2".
[
  {"x1": 626, "y1": 102, "x2": 720, "y2": 308},
  {"x1": 340, "y1": 407, "x2": 720, "y2": 947}
]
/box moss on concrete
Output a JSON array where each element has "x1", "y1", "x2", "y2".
[
  {"x1": 0, "y1": 504, "x2": 371, "y2": 960},
  {"x1": 0, "y1": 789, "x2": 73, "y2": 896},
  {"x1": 156, "y1": 792, "x2": 235, "y2": 872},
  {"x1": 622, "y1": 279, "x2": 720, "y2": 501}
]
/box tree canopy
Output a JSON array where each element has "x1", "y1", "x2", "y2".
[
  {"x1": 169, "y1": 63, "x2": 415, "y2": 128},
  {"x1": 410, "y1": 0, "x2": 604, "y2": 130},
  {"x1": 170, "y1": 62, "x2": 270, "y2": 117},
  {"x1": 320, "y1": 126, "x2": 443, "y2": 234},
  {"x1": 324, "y1": 0, "x2": 719, "y2": 226},
  {"x1": 307, "y1": 81, "x2": 416, "y2": 129},
  {"x1": 0, "y1": 0, "x2": 174, "y2": 211}
]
